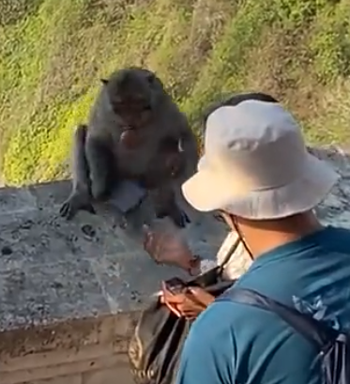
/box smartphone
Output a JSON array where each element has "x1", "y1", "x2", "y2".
[{"x1": 164, "y1": 277, "x2": 186, "y2": 295}]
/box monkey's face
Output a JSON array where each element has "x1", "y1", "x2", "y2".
[{"x1": 103, "y1": 68, "x2": 157, "y2": 128}]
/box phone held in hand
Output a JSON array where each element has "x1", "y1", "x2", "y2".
[{"x1": 164, "y1": 277, "x2": 186, "y2": 295}]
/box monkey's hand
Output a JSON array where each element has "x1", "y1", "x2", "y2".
[
  {"x1": 157, "y1": 204, "x2": 191, "y2": 228},
  {"x1": 153, "y1": 187, "x2": 191, "y2": 228},
  {"x1": 170, "y1": 207, "x2": 191, "y2": 228},
  {"x1": 59, "y1": 190, "x2": 95, "y2": 220}
]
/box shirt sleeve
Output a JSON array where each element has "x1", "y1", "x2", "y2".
[{"x1": 175, "y1": 302, "x2": 237, "y2": 384}]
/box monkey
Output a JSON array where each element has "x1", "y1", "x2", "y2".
[
  {"x1": 60, "y1": 67, "x2": 198, "y2": 228},
  {"x1": 61, "y1": 125, "x2": 190, "y2": 221}
]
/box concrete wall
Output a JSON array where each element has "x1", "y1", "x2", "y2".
[
  {"x1": 0, "y1": 315, "x2": 135, "y2": 384},
  {"x1": 0, "y1": 179, "x2": 228, "y2": 384},
  {"x1": 1, "y1": 146, "x2": 350, "y2": 384}
]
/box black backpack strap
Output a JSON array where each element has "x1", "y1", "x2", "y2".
[{"x1": 218, "y1": 288, "x2": 338, "y2": 350}]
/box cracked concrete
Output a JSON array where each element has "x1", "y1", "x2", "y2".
[{"x1": 0, "y1": 146, "x2": 350, "y2": 384}]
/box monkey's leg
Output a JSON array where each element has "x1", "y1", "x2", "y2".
[
  {"x1": 152, "y1": 186, "x2": 190, "y2": 228},
  {"x1": 60, "y1": 125, "x2": 95, "y2": 220},
  {"x1": 85, "y1": 135, "x2": 111, "y2": 201}
]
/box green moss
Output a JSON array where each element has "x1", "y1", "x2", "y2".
[
  {"x1": 309, "y1": 2, "x2": 350, "y2": 83},
  {"x1": 1, "y1": 0, "x2": 350, "y2": 185}
]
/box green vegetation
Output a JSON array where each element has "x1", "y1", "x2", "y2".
[{"x1": 1, "y1": 0, "x2": 350, "y2": 185}]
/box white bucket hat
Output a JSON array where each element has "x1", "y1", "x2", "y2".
[{"x1": 182, "y1": 100, "x2": 339, "y2": 219}]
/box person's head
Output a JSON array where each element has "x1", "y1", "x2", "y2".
[
  {"x1": 182, "y1": 99, "x2": 339, "y2": 258},
  {"x1": 202, "y1": 92, "x2": 278, "y2": 128}
]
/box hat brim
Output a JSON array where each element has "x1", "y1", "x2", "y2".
[{"x1": 182, "y1": 153, "x2": 339, "y2": 219}]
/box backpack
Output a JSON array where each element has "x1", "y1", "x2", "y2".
[
  {"x1": 218, "y1": 288, "x2": 350, "y2": 384},
  {"x1": 128, "y1": 235, "x2": 241, "y2": 384}
]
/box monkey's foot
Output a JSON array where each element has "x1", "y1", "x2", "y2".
[{"x1": 59, "y1": 192, "x2": 95, "y2": 220}]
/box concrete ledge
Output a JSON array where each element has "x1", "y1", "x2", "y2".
[
  {"x1": 1, "y1": 145, "x2": 350, "y2": 383},
  {"x1": 0, "y1": 179, "x2": 228, "y2": 383}
]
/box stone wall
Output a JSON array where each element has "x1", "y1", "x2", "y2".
[
  {"x1": 1, "y1": 146, "x2": 350, "y2": 384},
  {"x1": 0, "y1": 315, "x2": 134, "y2": 384}
]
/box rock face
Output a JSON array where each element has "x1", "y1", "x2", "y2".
[
  {"x1": 309, "y1": 146, "x2": 350, "y2": 227},
  {"x1": 0, "y1": 145, "x2": 349, "y2": 384}
]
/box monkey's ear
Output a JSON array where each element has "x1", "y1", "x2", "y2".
[{"x1": 100, "y1": 78, "x2": 109, "y2": 85}]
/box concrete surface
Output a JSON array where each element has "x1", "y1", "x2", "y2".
[
  {"x1": 1, "y1": 146, "x2": 350, "y2": 384},
  {"x1": 0, "y1": 172, "x2": 228, "y2": 384},
  {"x1": 0, "y1": 182, "x2": 228, "y2": 333}
]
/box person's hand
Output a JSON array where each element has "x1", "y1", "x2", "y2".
[
  {"x1": 143, "y1": 225, "x2": 201, "y2": 275},
  {"x1": 160, "y1": 282, "x2": 215, "y2": 320}
]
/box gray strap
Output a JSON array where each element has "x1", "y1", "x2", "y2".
[
  {"x1": 219, "y1": 288, "x2": 337, "y2": 349},
  {"x1": 218, "y1": 235, "x2": 241, "y2": 271}
]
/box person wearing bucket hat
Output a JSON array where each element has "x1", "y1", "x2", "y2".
[
  {"x1": 142, "y1": 96, "x2": 350, "y2": 383},
  {"x1": 142, "y1": 100, "x2": 350, "y2": 384},
  {"x1": 170, "y1": 101, "x2": 350, "y2": 384},
  {"x1": 182, "y1": 100, "x2": 338, "y2": 219}
]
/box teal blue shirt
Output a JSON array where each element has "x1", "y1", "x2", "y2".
[{"x1": 176, "y1": 226, "x2": 350, "y2": 384}]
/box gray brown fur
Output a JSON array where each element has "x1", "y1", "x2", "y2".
[{"x1": 60, "y1": 67, "x2": 198, "y2": 227}]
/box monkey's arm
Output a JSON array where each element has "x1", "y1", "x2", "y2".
[
  {"x1": 152, "y1": 185, "x2": 190, "y2": 228},
  {"x1": 170, "y1": 119, "x2": 199, "y2": 185},
  {"x1": 165, "y1": 118, "x2": 199, "y2": 226},
  {"x1": 60, "y1": 125, "x2": 95, "y2": 219},
  {"x1": 180, "y1": 129, "x2": 199, "y2": 177},
  {"x1": 72, "y1": 125, "x2": 91, "y2": 191},
  {"x1": 85, "y1": 133, "x2": 112, "y2": 200},
  {"x1": 168, "y1": 112, "x2": 199, "y2": 177}
]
